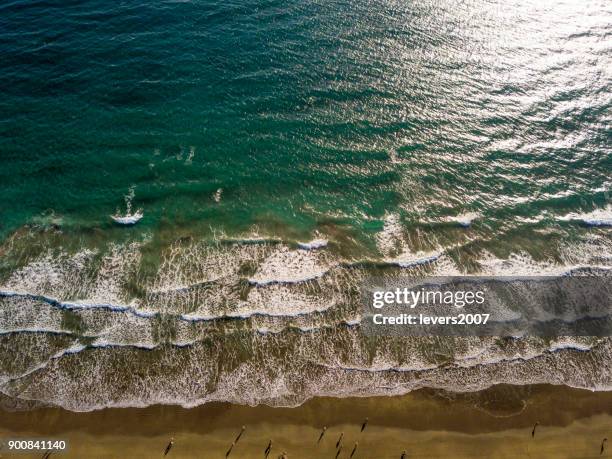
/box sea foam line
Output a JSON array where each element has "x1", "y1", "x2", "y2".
[{"x1": 0, "y1": 290, "x2": 156, "y2": 319}]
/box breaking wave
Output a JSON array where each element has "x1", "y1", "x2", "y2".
[{"x1": 0, "y1": 228, "x2": 611, "y2": 411}]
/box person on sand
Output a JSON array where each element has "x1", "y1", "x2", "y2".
[
  {"x1": 318, "y1": 426, "x2": 327, "y2": 444},
  {"x1": 264, "y1": 439, "x2": 272, "y2": 458},
  {"x1": 336, "y1": 432, "x2": 344, "y2": 449},
  {"x1": 163, "y1": 437, "x2": 174, "y2": 456},
  {"x1": 225, "y1": 441, "x2": 235, "y2": 458},
  {"x1": 235, "y1": 426, "x2": 246, "y2": 444},
  {"x1": 361, "y1": 418, "x2": 369, "y2": 432}
]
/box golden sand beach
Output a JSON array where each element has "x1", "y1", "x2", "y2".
[{"x1": 1, "y1": 384, "x2": 611, "y2": 458}]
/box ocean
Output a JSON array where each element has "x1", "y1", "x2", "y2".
[{"x1": 0, "y1": 0, "x2": 611, "y2": 411}]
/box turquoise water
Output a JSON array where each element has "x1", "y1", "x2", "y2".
[
  {"x1": 0, "y1": 0, "x2": 611, "y2": 411},
  {"x1": 1, "y1": 0, "x2": 610, "y2": 247}
]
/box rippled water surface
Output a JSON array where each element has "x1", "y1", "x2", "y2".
[{"x1": 0, "y1": 0, "x2": 611, "y2": 410}]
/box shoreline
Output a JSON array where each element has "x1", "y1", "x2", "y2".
[{"x1": 1, "y1": 384, "x2": 611, "y2": 458}]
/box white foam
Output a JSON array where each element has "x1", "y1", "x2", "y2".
[
  {"x1": 384, "y1": 245, "x2": 445, "y2": 270},
  {"x1": 297, "y1": 238, "x2": 328, "y2": 250},
  {"x1": 1, "y1": 341, "x2": 86, "y2": 388},
  {"x1": 248, "y1": 246, "x2": 333, "y2": 285},
  {"x1": 112, "y1": 186, "x2": 143, "y2": 225},
  {"x1": 2, "y1": 234, "x2": 612, "y2": 411},
  {"x1": 393, "y1": 253, "x2": 440, "y2": 268},
  {"x1": 446, "y1": 212, "x2": 479, "y2": 227},
  {"x1": 1, "y1": 249, "x2": 98, "y2": 299},
  {"x1": 376, "y1": 213, "x2": 403, "y2": 256},
  {"x1": 186, "y1": 146, "x2": 195, "y2": 164},
  {"x1": 3, "y1": 330, "x2": 611, "y2": 411},
  {"x1": 476, "y1": 245, "x2": 612, "y2": 277},
  {"x1": 548, "y1": 338, "x2": 594, "y2": 353},
  {"x1": 558, "y1": 206, "x2": 612, "y2": 227},
  {"x1": 376, "y1": 214, "x2": 445, "y2": 269},
  {"x1": 583, "y1": 217, "x2": 612, "y2": 227},
  {"x1": 0, "y1": 294, "x2": 64, "y2": 334},
  {"x1": 111, "y1": 212, "x2": 143, "y2": 225},
  {"x1": 0, "y1": 242, "x2": 144, "y2": 313},
  {"x1": 146, "y1": 241, "x2": 268, "y2": 296}
]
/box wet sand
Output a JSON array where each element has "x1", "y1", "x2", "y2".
[{"x1": 1, "y1": 384, "x2": 611, "y2": 458}]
